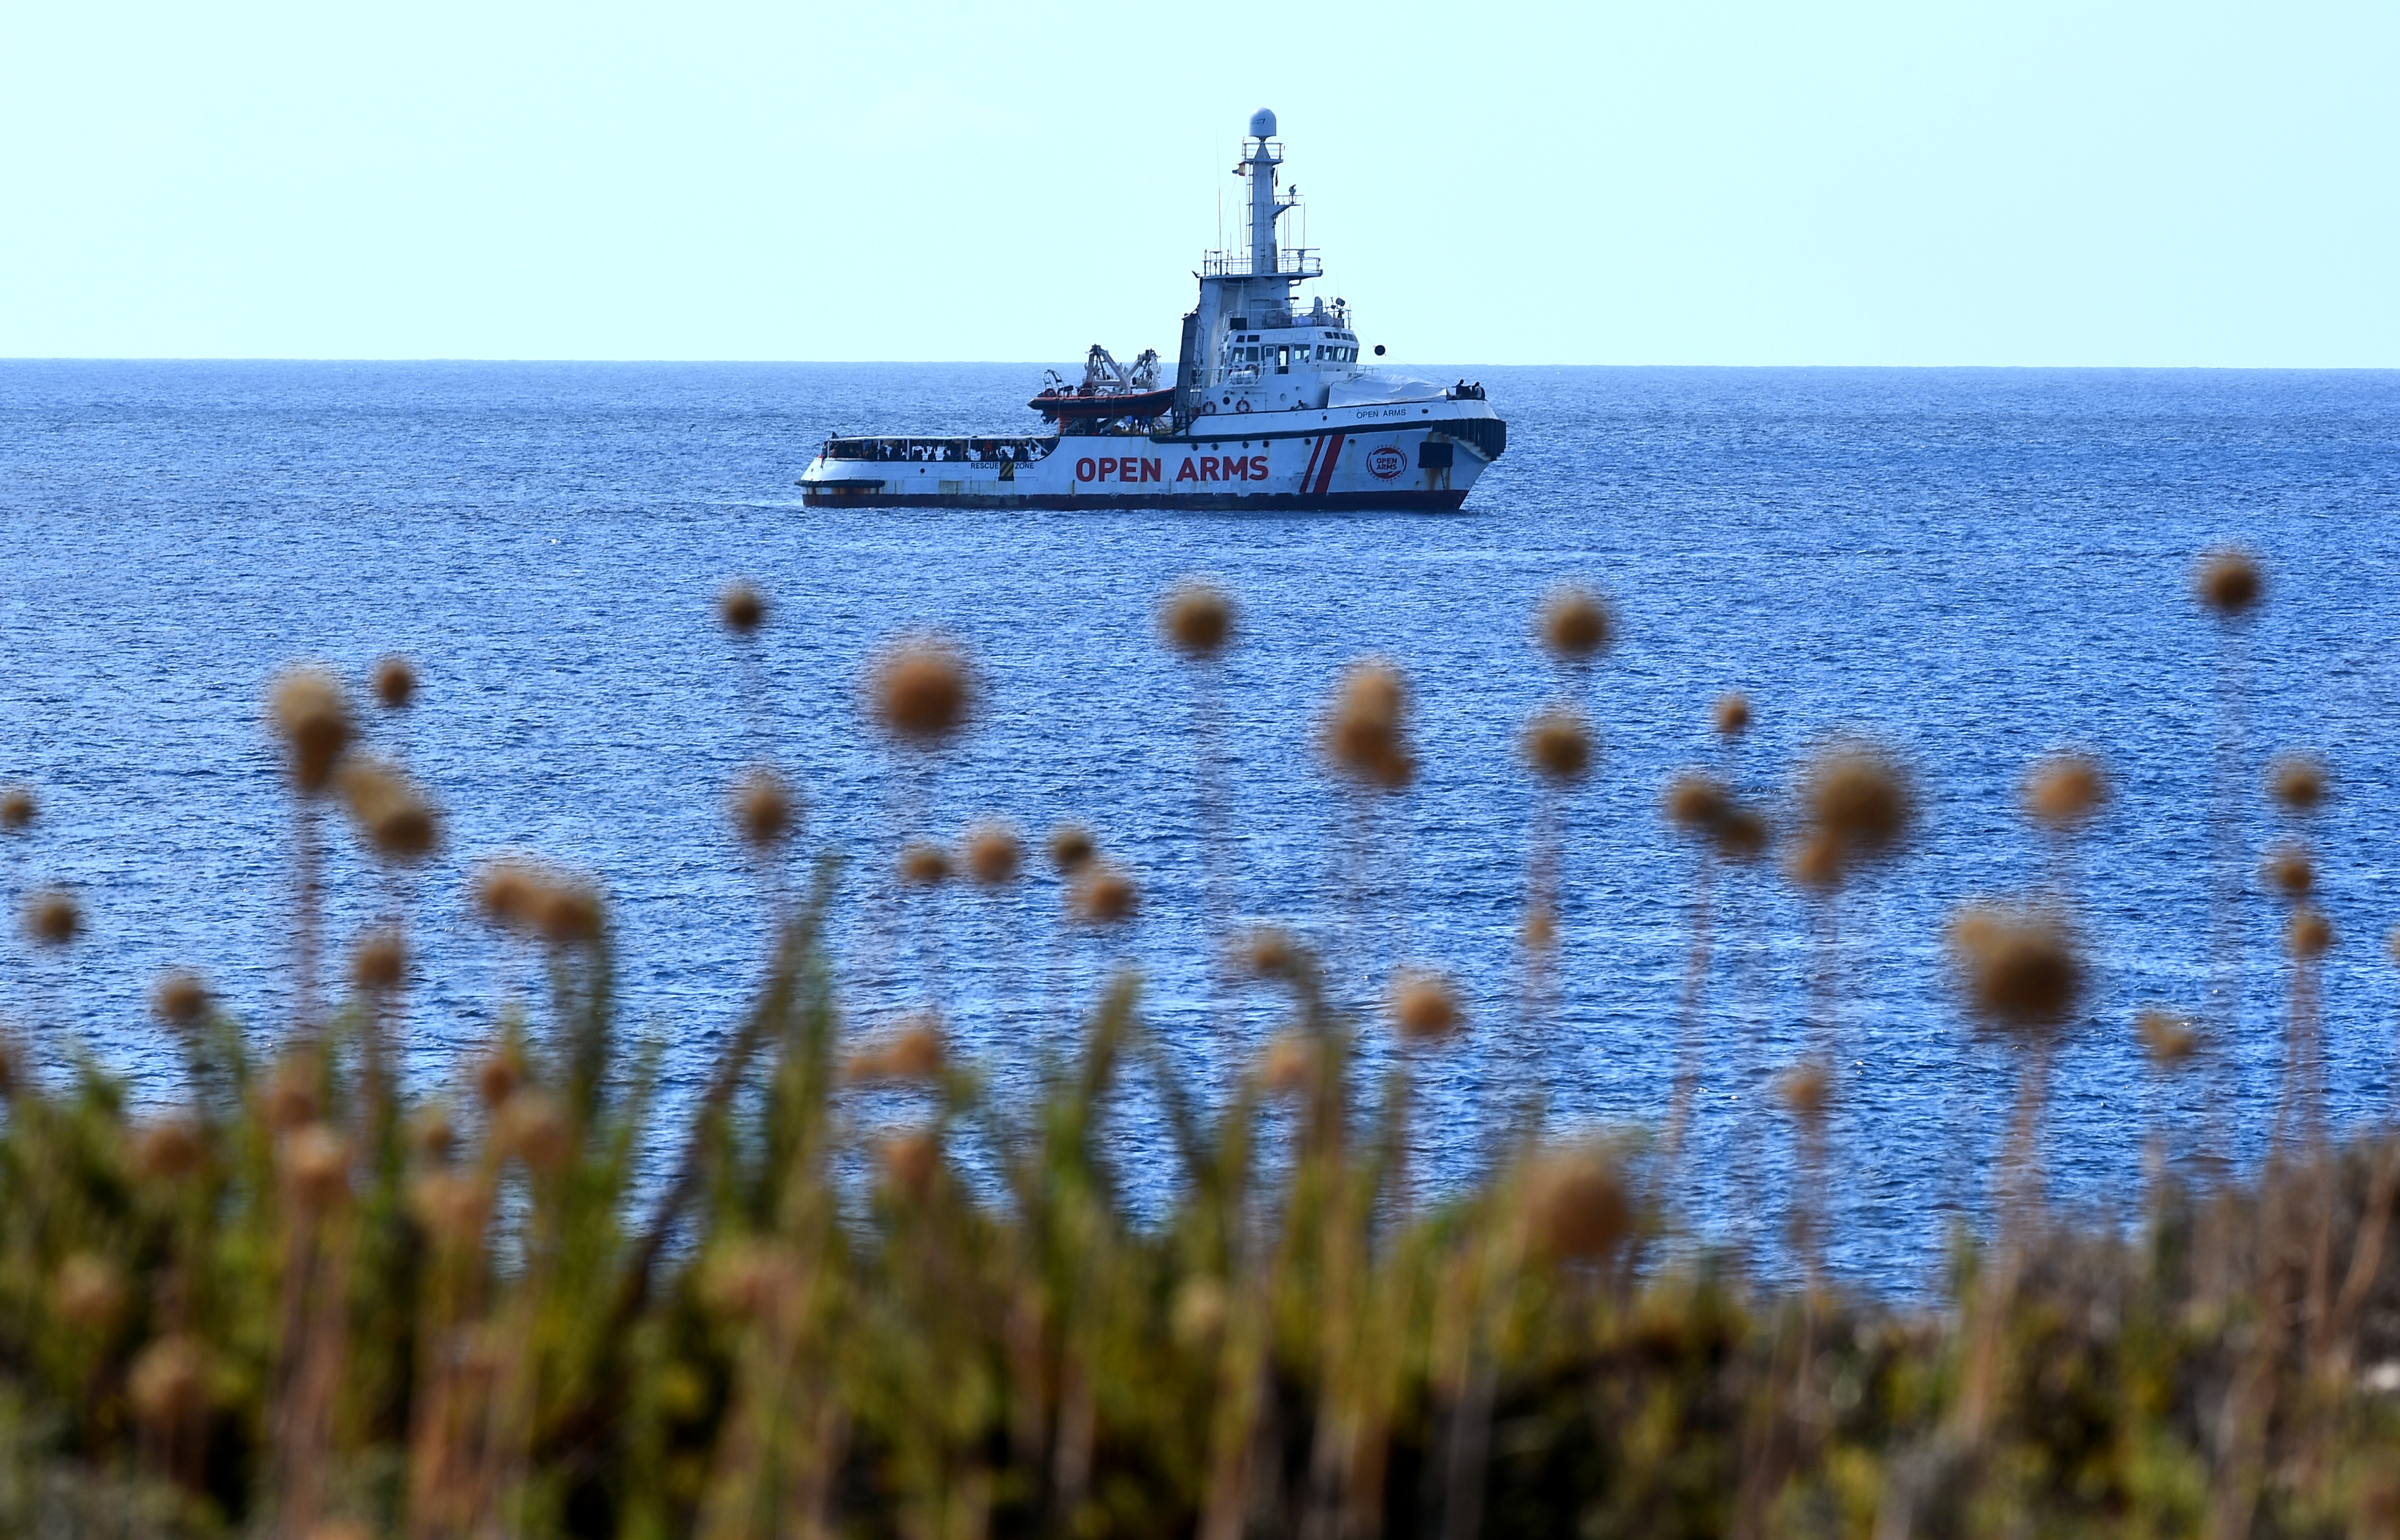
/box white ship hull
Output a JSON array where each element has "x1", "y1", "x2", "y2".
[
  {"x1": 800, "y1": 111, "x2": 1506, "y2": 512},
  {"x1": 800, "y1": 394, "x2": 1504, "y2": 511}
]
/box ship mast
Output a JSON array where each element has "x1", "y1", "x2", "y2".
[{"x1": 1175, "y1": 109, "x2": 1323, "y2": 430}]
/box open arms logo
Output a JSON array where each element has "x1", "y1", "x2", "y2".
[{"x1": 1366, "y1": 444, "x2": 1407, "y2": 480}]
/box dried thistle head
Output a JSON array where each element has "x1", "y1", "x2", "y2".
[
  {"x1": 54, "y1": 1252, "x2": 127, "y2": 1329},
  {"x1": 371, "y1": 655, "x2": 417, "y2": 711},
  {"x1": 1161, "y1": 580, "x2": 1235, "y2": 660},
  {"x1": 1522, "y1": 1146, "x2": 1631, "y2": 1262},
  {"x1": 476, "y1": 860, "x2": 543, "y2": 931},
  {"x1": 2264, "y1": 843, "x2": 2315, "y2": 899},
  {"x1": 282, "y1": 1124, "x2": 351, "y2": 1210},
  {"x1": 1779, "y1": 1061, "x2": 1832, "y2": 1120},
  {"x1": 718, "y1": 581, "x2": 766, "y2": 636},
  {"x1": 1788, "y1": 830, "x2": 1844, "y2": 893},
  {"x1": 1258, "y1": 1032, "x2": 1316, "y2": 1094},
  {"x1": 1243, "y1": 927, "x2": 1301, "y2": 980},
  {"x1": 269, "y1": 667, "x2": 354, "y2": 796},
  {"x1": 1047, "y1": 823, "x2": 1095, "y2": 874},
  {"x1": 0, "y1": 785, "x2": 32, "y2": 833},
  {"x1": 879, "y1": 1130, "x2": 941, "y2": 1199},
  {"x1": 535, "y1": 880, "x2": 604, "y2": 948},
  {"x1": 2288, "y1": 906, "x2": 2333, "y2": 960},
  {"x1": 731, "y1": 768, "x2": 797, "y2": 851},
  {"x1": 1803, "y1": 742, "x2": 1913, "y2": 865},
  {"x1": 1325, "y1": 661, "x2": 1414, "y2": 791},
  {"x1": 1949, "y1": 903, "x2": 2085, "y2": 1038},
  {"x1": 964, "y1": 822, "x2": 1021, "y2": 886},
  {"x1": 2195, "y1": 548, "x2": 2263, "y2": 618},
  {"x1": 869, "y1": 637, "x2": 974, "y2": 748},
  {"x1": 1522, "y1": 904, "x2": 1558, "y2": 953},
  {"x1": 475, "y1": 1051, "x2": 524, "y2": 1109},
  {"x1": 407, "y1": 1170, "x2": 489, "y2": 1247},
  {"x1": 1537, "y1": 586, "x2": 1614, "y2": 663},
  {"x1": 264, "y1": 1056, "x2": 320, "y2": 1130},
  {"x1": 899, "y1": 841, "x2": 952, "y2": 888},
  {"x1": 128, "y1": 1336, "x2": 209, "y2": 1429},
  {"x1": 409, "y1": 1106, "x2": 457, "y2": 1162},
  {"x1": 1524, "y1": 709, "x2": 1594, "y2": 785},
  {"x1": 497, "y1": 1091, "x2": 571, "y2": 1174},
  {"x1": 351, "y1": 928, "x2": 407, "y2": 993},
  {"x1": 845, "y1": 1020, "x2": 945, "y2": 1084},
  {"x1": 2136, "y1": 1008, "x2": 2199, "y2": 1070},
  {"x1": 2024, "y1": 754, "x2": 2107, "y2": 832},
  {"x1": 1073, "y1": 863, "x2": 1140, "y2": 927},
  {"x1": 132, "y1": 1117, "x2": 206, "y2": 1182},
  {"x1": 1388, "y1": 968, "x2": 1463, "y2": 1045},
  {"x1": 24, "y1": 889, "x2": 79, "y2": 948},
  {"x1": 336, "y1": 758, "x2": 441, "y2": 864},
  {"x1": 1714, "y1": 806, "x2": 1771, "y2": 864},
  {"x1": 1664, "y1": 771, "x2": 1730, "y2": 836},
  {"x1": 1713, "y1": 693, "x2": 1751, "y2": 738},
  {"x1": 152, "y1": 971, "x2": 207, "y2": 1027},
  {"x1": 2269, "y1": 754, "x2": 2327, "y2": 816}
]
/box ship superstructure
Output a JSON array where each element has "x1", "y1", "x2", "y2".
[{"x1": 798, "y1": 109, "x2": 1504, "y2": 510}]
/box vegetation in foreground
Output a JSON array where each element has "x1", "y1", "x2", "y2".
[{"x1": 1, "y1": 554, "x2": 2397, "y2": 1539}]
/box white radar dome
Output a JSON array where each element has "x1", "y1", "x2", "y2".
[{"x1": 1249, "y1": 108, "x2": 1276, "y2": 139}]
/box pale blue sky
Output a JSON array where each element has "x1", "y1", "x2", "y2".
[{"x1": 2, "y1": 0, "x2": 2393, "y2": 364}]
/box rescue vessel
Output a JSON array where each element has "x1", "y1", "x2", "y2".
[{"x1": 797, "y1": 110, "x2": 1505, "y2": 511}]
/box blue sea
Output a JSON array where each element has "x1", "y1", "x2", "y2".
[{"x1": 4, "y1": 361, "x2": 2398, "y2": 1292}]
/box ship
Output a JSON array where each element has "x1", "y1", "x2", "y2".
[{"x1": 797, "y1": 110, "x2": 1505, "y2": 511}]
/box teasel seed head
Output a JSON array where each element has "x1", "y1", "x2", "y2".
[
  {"x1": 25, "y1": 889, "x2": 80, "y2": 948},
  {"x1": 1713, "y1": 693, "x2": 1751, "y2": 738},
  {"x1": 1802, "y1": 741, "x2": 1913, "y2": 866},
  {"x1": 269, "y1": 667, "x2": 354, "y2": 796},
  {"x1": 535, "y1": 880, "x2": 604, "y2": 948},
  {"x1": 1664, "y1": 771, "x2": 1731, "y2": 835},
  {"x1": 371, "y1": 655, "x2": 417, "y2": 711},
  {"x1": 1388, "y1": 967, "x2": 1464, "y2": 1045},
  {"x1": 54, "y1": 1252, "x2": 127, "y2": 1330},
  {"x1": 1073, "y1": 862, "x2": 1140, "y2": 927},
  {"x1": 1523, "y1": 1146, "x2": 1631, "y2": 1262},
  {"x1": 0, "y1": 785, "x2": 32, "y2": 832},
  {"x1": 1161, "y1": 580, "x2": 1235, "y2": 660},
  {"x1": 476, "y1": 860, "x2": 543, "y2": 931},
  {"x1": 1949, "y1": 903, "x2": 2085, "y2": 1038},
  {"x1": 1788, "y1": 830, "x2": 1845, "y2": 892},
  {"x1": 2269, "y1": 754, "x2": 2328, "y2": 816},
  {"x1": 2195, "y1": 548, "x2": 2263, "y2": 618},
  {"x1": 2136, "y1": 1008, "x2": 2200, "y2": 1069},
  {"x1": 497, "y1": 1091, "x2": 571, "y2": 1174},
  {"x1": 351, "y1": 928, "x2": 406, "y2": 993},
  {"x1": 869, "y1": 636, "x2": 974, "y2": 748},
  {"x1": 2288, "y1": 906, "x2": 2333, "y2": 960},
  {"x1": 1537, "y1": 585, "x2": 1614, "y2": 663},
  {"x1": 965, "y1": 822, "x2": 1022, "y2": 886},
  {"x1": 730, "y1": 768, "x2": 797, "y2": 851},
  {"x1": 845, "y1": 1019, "x2": 945, "y2": 1084},
  {"x1": 128, "y1": 1336, "x2": 209, "y2": 1430},
  {"x1": 1522, "y1": 903, "x2": 1559, "y2": 953},
  {"x1": 1325, "y1": 661, "x2": 1414, "y2": 792},
  {"x1": 2024, "y1": 753, "x2": 2107, "y2": 832},
  {"x1": 152, "y1": 971, "x2": 208, "y2": 1027},
  {"x1": 1714, "y1": 805, "x2": 1771, "y2": 864},
  {"x1": 718, "y1": 581, "x2": 766, "y2": 636},
  {"x1": 1047, "y1": 823, "x2": 1096, "y2": 874},
  {"x1": 282, "y1": 1123, "x2": 351, "y2": 1210},
  {"x1": 133, "y1": 1117, "x2": 206, "y2": 1182},
  {"x1": 2264, "y1": 843, "x2": 2315, "y2": 899},
  {"x1": 1524, "y1": 709, "x2": 1594, "y2": 785}
]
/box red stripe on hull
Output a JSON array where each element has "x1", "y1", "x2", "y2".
[
  {"x1": 798, "y1": 489, "x2": 1472, "y2": 513},
  {"x1": 1312, "y1": 432, "x2": 1347, "y2": 496}
]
